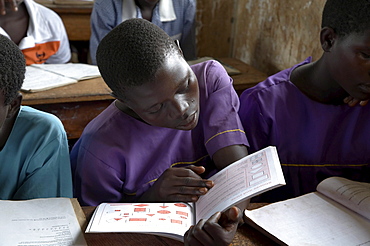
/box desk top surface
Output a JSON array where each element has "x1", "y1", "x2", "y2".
[
  {"x1": 22, "y1": 58, "x2": 267, "y2": 105},
  {"x1": 35, "y1": 1, "x2": 93, "y2": 13},
  {"x1": 22, "y1": 77, "x2": 113, "y2": 105},
  {"x1": 81, "y1": 204, "x2": 278, "y2": 246}
]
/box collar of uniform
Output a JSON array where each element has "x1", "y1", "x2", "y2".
[
  {"x1": 18, "y1": 0, "x2": 44, "y2": 49},
  {"x1": 122, "y1": 0, "x2": 176, "y2": 22}
]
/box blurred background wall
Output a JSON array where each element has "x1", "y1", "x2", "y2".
[{"x1": 196, "y1": 0, "x2": 326, "y2": 75}]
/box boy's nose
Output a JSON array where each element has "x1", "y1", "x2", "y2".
[{"x1": 170, "y1": 97, "x2": 189, "y2": 119}]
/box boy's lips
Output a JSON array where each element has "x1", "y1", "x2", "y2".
[{"x1": 179, "y1": 112, "x2": 197, "y2": 128}]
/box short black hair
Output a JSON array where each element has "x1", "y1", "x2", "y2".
[
  {"x1": 322, "y1": 0, "x2": 370, "y2": 37},
  {"x1": 96, "y1": 18, "x2": 182, "y2": 98},
  {"x1": 0, "y1": 34, "x2": 25, "y2": 105}
]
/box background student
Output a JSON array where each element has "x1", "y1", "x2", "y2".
[
  {"x1": 0, "y1": 0, "x2": 71, "y2": 65},
  {"x1": 71, "y1": 18, "x2": 249, "y2": 206},
  {"x1": 0, "y1": 34, "x2": 72, "y2": 200},
  {"x1": 89, "y1": 0, "x2": 197, "y2": 64},
  {"x1": 239, "y1": 0, "x2": 370, "y2": 202}
]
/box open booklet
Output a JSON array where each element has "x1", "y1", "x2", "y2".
[
  {"x1": 0, "y1": 197, "x2": 87, "y2": 245},
  {"x1": 244, "y1": 177, "x2": 370, "y2": 246},
  {"x1": 85, "y1": 146, "x2": 286, "y2": 242},
  {"x1": 22, "y1": 63, "x2": 101, "y2": 92}
]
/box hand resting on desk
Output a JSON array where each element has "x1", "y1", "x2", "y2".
[
  {"x1": 139, "y1": 165, "x2": 214, "y2": 202},
  {"x1": 184, "y1": 206, "x2": 242, "y2": 246}
]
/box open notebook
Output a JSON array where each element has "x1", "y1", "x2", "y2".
[{"x1": 22, "y1": 63, "x2": 101, "y2": 92}]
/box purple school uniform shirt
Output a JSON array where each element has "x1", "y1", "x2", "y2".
[
  {"x1": 239, "y1": 57, "x2": 370, "y2": 202},
  {"x1": 71, "y1": 60, "x2": 248, "y2": 206}
]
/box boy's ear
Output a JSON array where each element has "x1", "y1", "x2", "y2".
[
  {"x1": 6, "y1": 93, "x2": 22, "y2": 119},
  {"x1": 174, "y1": 40, "x2": 184, "y2": 57},
  {"x1": 320, "y1": 27, "x2": 337, "y2": 52},
  {"x1": 111, "y1": 92, "x2": 126, "y2": 103},
  {"x1": 111, "y1": 92, "x2": 130, "y2": 107}
]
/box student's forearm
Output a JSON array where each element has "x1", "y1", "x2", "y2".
[{"x1": 212, "y1": 144, "x2": 249, "y2": 170}]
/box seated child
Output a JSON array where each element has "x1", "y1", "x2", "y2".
[
  {"x1": 239, "y1": 0, "x2": 370, "y2": 202},
  {"x1": 0, "y1": 34, "x2": 72, "y2": 200},
  {"x1": 0, "y1": 0, "x2": 71, "y2": 65},
  {"x1": 89, "y1": 0, "x2": 196, "y2": 64},
  {"x1": 184, "y1": 206, "x2": 242, "y2": 246},
  {"x1": 71, "y1": 18, "x2": 249, "y2": 206}
]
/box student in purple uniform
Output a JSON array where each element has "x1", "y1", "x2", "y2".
[
  {"x1": 239, "y1": 0, "x2": 370, "y2": 202},
  {"x1": 70, "y1": 18, "x2": 249, "y2": 206}
]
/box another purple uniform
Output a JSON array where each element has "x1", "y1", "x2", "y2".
[
  {"x1": 71, "y1": 60, "x2": 248, "y2": 206},
  {"x1": 239, "y1": 57, "x2": 370, "y2": 202}
]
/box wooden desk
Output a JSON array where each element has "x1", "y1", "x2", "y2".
[
  {"x1": 81, "y1": 204, "x2": 278, "y2": 246},
  {"x1": 218, "y1": 57, "x2": 268, "y2": 95},
  {"x1": 37, "y1": 2, "x2": 93, "y2": 41},
  {"x1": 21, "y1": 58, "x2": 267, "y2": 139},
  {"x1": 22, "y1": 77, "x2": 114, "y2": 139}
]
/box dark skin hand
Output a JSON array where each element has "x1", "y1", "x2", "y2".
[
  {"x1": 0, "y1": 0, "x2": 18, "y2": 15},
  {"x1": 343, "y1": 96, "x2": 369, "y2": 107},
  {"x1": 184, "y1": 206, "x2": 242, "y2": 246},
  {"x1": 139, "y1": 165, "x2": 214, "y2": 202}
]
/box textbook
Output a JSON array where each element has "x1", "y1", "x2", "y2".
[
  {"x1": 244, "y1": 177, "x2": 370, "y2": 246},
  {"x1": 0, "y1": 197, "x2": 87, "y2": 245},
  {"x1": 85, "y1": 146, "x2": 286, "y2": 242},
  {"x1": 22, "y1": 63, "x2": 101, "y2": 92}
]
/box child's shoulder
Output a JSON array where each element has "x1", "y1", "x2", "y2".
[
  {"x1": 242, "y1": 58, "x2": 312, "y2": 99},
  {"x1": 190, "y1": 59, "x2": 226, "y2": 79},
  {"x1": 18, "y1": 106, "x2": 65, "y2": 133}
]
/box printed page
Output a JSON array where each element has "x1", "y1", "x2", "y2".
[
  {"x1": 0, "y1": 198, "x2": 87, "y2": 246},
  {"x1": 317, "y1": 177, "x2": 370, "y2": 220},
  {"x1": 85, "y1": 202, "x2": 194, "y2": 242},
  {"x1": 244, "y1": 192, "x2": 370, "y2": 246},
  {"x1": 22, "y1": 66, "x2": 77, "y2": 92},
  {"x1": 195, "y1": 146, "x2": 285, "y2": 222},
  {"x1": 31, "y1": 63, "x2": 101, "y2": 81}
]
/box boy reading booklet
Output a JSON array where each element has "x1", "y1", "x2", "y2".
[
  {"x1": 244, "y1": 177, "x2": 370, "y2": 246},
  {"x1": 85, "y1": 146, "x2": 285, "y2": 242}
]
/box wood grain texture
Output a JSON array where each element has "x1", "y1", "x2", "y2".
[
  {"x1": 196, "y1": 0, "x2": 326, "y2": 75},
  {"x1": 196, "y1": 0, "x2": 235, "y2": 58},
  {"x1": 233, "y1": 0, "x2": 325, "y2": 74}
]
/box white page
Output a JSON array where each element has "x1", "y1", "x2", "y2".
[
  {"x1": 85, "y1": 202, "x2": 194, "y2": 241},
  {"x1": 0, "y1": 198, "x2": 87, "y2": 246},
  {"x1": 195, "y1": 146, "x2": 285, "y2": 222},
  {"x1": 244, "y1": 192, "x2": 370, "y2": 246},
  {"x1": 31, "y1": 63, "x2": 100, "y2": 80},
  {"x1": 317, "y1": 177, "x2": 370, "y2": 220},
  {"x1": 22, "y1": 66, "x2": 77, "y2": 92}
]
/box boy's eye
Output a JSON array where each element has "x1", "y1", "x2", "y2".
[
  {"x1": 360, "y1": 52, "x2": 370, "y2": 59},
  {"x1": 148, "y1": 104, "x2": 162, "y2": 114},
  {"x1": 179, "y1": 80, "x2": 190, "y2": 94}
]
